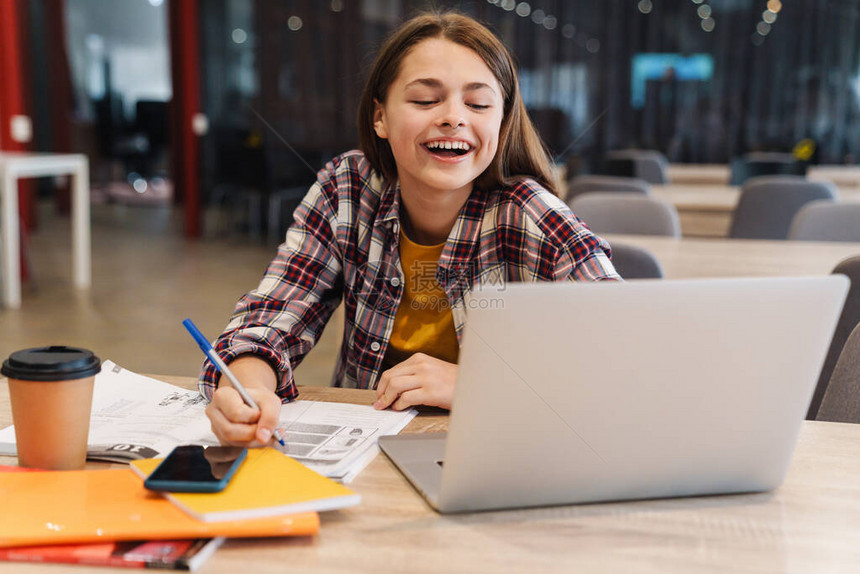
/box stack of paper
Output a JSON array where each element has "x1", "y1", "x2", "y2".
[{"x1": 0, "y1": 447, "x2": 359, "y2": 566}]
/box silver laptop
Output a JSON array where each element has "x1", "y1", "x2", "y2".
[{"x1": 379, "y1": 276, "x2": 849, "y2": 513}]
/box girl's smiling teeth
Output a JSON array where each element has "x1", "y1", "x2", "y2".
[{"x1": 423, "y1": 140, "x2": 473, "y2": 158}]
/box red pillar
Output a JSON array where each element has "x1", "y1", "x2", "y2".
[
  {"x1": 45, "y1": 0, "x2": 75, "y2": 214},
  {"x1": 0, "y1": 0, "x2": 27, "y2": 149},
  {"x1": 168, "y1": 0, "x2": 202, "y2": 238},
  {"x1": 0, "y1": 0, "x2": 34, "y2": 280}
]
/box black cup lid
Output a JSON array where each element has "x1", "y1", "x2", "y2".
[{"x1": 1, "y1": 346, "x2": 101, "y2": 381}]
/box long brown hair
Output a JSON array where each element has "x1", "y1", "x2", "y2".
[{"x1": 357, "y1": 11, "x2": 559, "y2": 196}]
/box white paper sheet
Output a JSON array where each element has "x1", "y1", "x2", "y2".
[{"x1": 0, "y1": 360, "x2": 416, "y2": 482}]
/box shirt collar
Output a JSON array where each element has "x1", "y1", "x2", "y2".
[
  {"x1": 439, "y1": 188, "x2": 490, "y2": 272},
  {"x1": 377, "y1": 178, "x2": 491, "y2": 272},
  {"x1": 376, "y1": 177, "x2": 401, "y2": 228}
]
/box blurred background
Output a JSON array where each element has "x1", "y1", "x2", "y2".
[
  {"x1": 8, "y1": 0, "x2": 860, "y2": 235},
  {"x1": 1, "y1": 0, "x2": 859, "y2": 380}
]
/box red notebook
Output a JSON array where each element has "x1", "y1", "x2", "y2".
[{"x1": 0, "y1": 538, "x2": 224, "y2": 571}]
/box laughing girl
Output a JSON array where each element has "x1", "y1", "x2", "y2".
[{"x1": 199, "y1": 11, "x2": 618, "y2": 447}]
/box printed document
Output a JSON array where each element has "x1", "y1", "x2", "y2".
[{"x1": 0, "y1": 361, "x2": 416, "y2": 482}]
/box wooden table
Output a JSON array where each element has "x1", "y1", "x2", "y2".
[
  {"x1": 603, "y1": 234, "x2": 860, "y2": 278},
  {"x1": 666, "y1": 163, "x2": 731, "y2": 185},
  {"x1": 0, "y1": 152, "x2": 91, "y2": 308},
  {"x1": 651, "y1": 184, "x2": 860, "y2": 237},
  {"x1": 2, "y1": 376, "x2": 860, "y2": 573},
  {"x1": 668, "y1": 163, "x2": 860, "y2": 188},
  {"x1": 651, "y1": 184, "x2": 737, "y2": 237}
]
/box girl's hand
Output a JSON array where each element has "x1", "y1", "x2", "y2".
[
  {"x1": 374, "y1": 353, "x2": 458, "y2": 411},
  {"x1": 205, "y1": 355, "x2": 282, "y2": 446}
]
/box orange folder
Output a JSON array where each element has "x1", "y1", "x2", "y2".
[{"x1": 0, "y1": 467, "x2": 319, "y2": 548}]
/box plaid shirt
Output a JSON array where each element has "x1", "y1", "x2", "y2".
[{"x1": 199, "y1": 151, "x2": 619, "y2": 401}]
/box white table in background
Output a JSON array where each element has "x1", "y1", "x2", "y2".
[{"x1": 0, "y1": 152, "x2": 91, "y2": 309}]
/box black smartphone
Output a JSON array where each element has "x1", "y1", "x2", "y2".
[{"x1": 143, "y1": 445, "x2": 247, "y2": 493}]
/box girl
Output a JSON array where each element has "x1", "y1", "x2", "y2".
[{"x1": 200, "y1": 11, "x2": 619, "y2": 447}]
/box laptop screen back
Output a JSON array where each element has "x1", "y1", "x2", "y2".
[{"x1": 431, "y1": 276, "x2": 848, "y2": 513}]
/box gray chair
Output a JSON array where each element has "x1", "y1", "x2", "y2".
[
  {"x1": 788, "y1": 200, "x2": 860, "y2": 242},
  {"x1": 729, "y1": 176, "x2": 839, "y2": 240},
  {"x1": 566, "y1": 175, "x2": 650, "y2": 202},
  {"x1": 608, "y1": 243, "x2": 664, "y2": 279},
  {"x1": 569, "y1": 193, "x2": 681, "y2": 237},
  {"x1": 808, "y1": 256, "x2": 860, "y2": 419},
  {"x1": 817, "y1": 322, "x2": 860, "y2": 423},
  {"x1": 606, "y1": 149, "x2": 670, "y2": 184}
]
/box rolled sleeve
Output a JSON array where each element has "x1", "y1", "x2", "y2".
[{"x1": 197, "y1": 338, "x2": 295, "y2": 402}]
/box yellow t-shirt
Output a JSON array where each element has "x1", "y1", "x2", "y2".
[{"x1": 382, "y1": 230, "x2": 460, "y2": 369}]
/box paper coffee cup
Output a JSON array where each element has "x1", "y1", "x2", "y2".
[{"x1": 2, "y1": 346, "x2": 101, "y2": 470}]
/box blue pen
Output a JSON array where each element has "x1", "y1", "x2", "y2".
[{"x1": 183, "y1": 318, "x2": 286, "y2": 447}]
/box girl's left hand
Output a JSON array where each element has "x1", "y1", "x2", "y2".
[{"x1": 374, "y1": 353, "x2": 457, "y2": 411}]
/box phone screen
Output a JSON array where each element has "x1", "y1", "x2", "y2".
[{"x1": 144, "y1": 445, "x2": 247, "y2": 492}]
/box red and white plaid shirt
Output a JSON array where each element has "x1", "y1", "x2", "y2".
[{"x1": 199, "y1": 151, "x2": 619, "y2": 401}]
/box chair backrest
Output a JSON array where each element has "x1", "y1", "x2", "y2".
[
  {"x1": 729, "y1": 154, "x2": 808, "y2": 185},
  {"x1": 570, "y1": 192, "x2": 681, "y2": 237},
  {"x1": 788, "y1": 200, "x2": 860, "y2": 242},
  {"x1": 729, "y1": 176, "x2": 839, "y2": 240},
  {"x1": 816, "y1": 322, "x2": 860, "y2": 423},
  {"x1": 608, "y1": 243, "x2": 664, "y2": 279},
  {"x1": 606, "y1": 149, "x2": 670, "y2": 184},
  {"x1": 807, "y1": 255, "x2": 860, "y2": 419},
  {"x1": 566, "y1": 175, "x2": 651, "y2": 202}
]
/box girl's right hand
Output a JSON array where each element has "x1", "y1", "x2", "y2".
[{"x1": 204, "y1": 355, "x2": 282, "y2": 447}]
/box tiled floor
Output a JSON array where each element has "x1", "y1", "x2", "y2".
[{"x1": 0, "y1": 202, "x2": 342, "y2": 385}]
